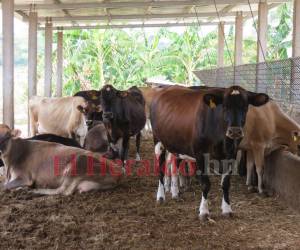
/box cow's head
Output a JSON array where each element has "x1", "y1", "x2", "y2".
[
  {"x1": 100, "y1": 85, "x2": 128, "y2": 123},
  {"x1": 203, "y1": 86, "x2": 269, "y2": 140},
  {"x1": 77, "y1": 102, "x2": 102, "y2": 129},
  {"x1": 0, "y1": 124, "x2": 21, "y2": 150},
  {"x1": 290, "y1": 130, "x2": 300, "y2": 156}
]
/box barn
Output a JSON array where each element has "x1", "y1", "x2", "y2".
[{"x1": 0, "y1": 0, "x2": 300, "y2": 249}]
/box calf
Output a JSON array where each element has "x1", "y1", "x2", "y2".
[
  {"x1": 84, "y1": 122, "x2": 109, "y2": 153},
  {"x1": 239, "y1": 100, "x2": 300, "y2": 194},
  {"x1": 150, "y1": 85, "x2": 269, "y2": 219},
  {"x1": 101, "y1": 85, "x2": 146, "y2": 163},
  {"x1": 0, "y1": 124, "x2": 123, "y2": 195},
  {"x1": 29, "y1": 96, "x2": 89, "y2": 146}
]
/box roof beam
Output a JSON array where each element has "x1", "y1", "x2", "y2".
[
  {"x1": 15, "y1": 0, "x2": 289, "y2": 11},
  {"x1": 37, "y1": 11, "x2": 258, "y2": 22},
  {"x1": 38, "y1": 21, "x2": 235, "y2": 30}
]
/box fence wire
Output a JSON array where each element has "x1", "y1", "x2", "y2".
[{"x1": 195, "y1": 57, "x2": 300, "y2": 113}]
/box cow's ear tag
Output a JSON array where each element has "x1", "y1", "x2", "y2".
[
  {"x1": 209, "y1": 99, "x2": 216, "y2": 109},
  {"x1": 92, "y1": 95, "x2": 98, "y2": 100},
  {"x1": 293, "y1": 135, "x2": 298, "y2": 142}
]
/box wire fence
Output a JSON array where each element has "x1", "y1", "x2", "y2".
[{"x1": 194, "y1": 57, "x2": 300, "y2": 115}]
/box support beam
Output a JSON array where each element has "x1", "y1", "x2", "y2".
[
  {"x1": 28, "y1": 12, "x2": 38, "y2": 99},
  {"x1": 292, "y1": 0, "x2": 300, "y2": 57},
  {"x1": 234, "y1": 12, "x2": 243, "y2": 66},
  {"x1": 36, "y1": 12, "x2": 258, "y2": 22},
  {"x1": 56, "y1": 31, "x2": 63, "y2": 97},
  {"x1": 44, "y1": 21, "x2": 53, "y2": 97},
  {"x1": 38, "y1": 21, "x2": 234, "y2": 30},
  {"x1": 2, "y1": 0, "x2": 14, "y2": 128},
  {"x1": 257, "y1": 1, "x2": 268, "y2": 63},
  {"x1": 218, "y1": 22, "x2": 225, "y2": 67},
  {"x1": 15, "y1": 0, "x2": 289, "y2": 11}
]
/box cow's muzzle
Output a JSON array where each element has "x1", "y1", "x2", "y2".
[
  {"x1": 102, "y1": 112, "x2": 114, "y2": 120},
  {"x1": 86, "y1": 120, "x2": 93, "y2": 126},
  {"x1": 226, "y1": 127, "x2": 244, "y2": 139}
]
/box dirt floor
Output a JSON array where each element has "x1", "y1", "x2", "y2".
[{"x1": 0, "y1": 139, "x2": 300, "y2": 250}]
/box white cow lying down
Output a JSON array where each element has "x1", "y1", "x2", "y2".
[
  {"x1": 0, "y1": 124, "x2": 123, "y2": 195},
  {"x1": 29, "y1": 96, "x2": 88, "y2": 146}
]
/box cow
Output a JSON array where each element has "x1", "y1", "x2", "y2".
[
  {"x1": 29, "y1": 96, "x2": 89, "y2": 146},
  {"x1": 100, "y1": 85, "x2": 146, "y2": 163},
  {"x1": 239, "y1": 100, "x2": 300, "y2": 194},
  {"x1": 84, "y1": 122, "x2": 109, "y2": 153},
  {"x1": 150, "y1": 85, "x2": 269, "y2": 220},
  {"x1": 0, "y1": 124, "x2": 123, "y2": 195}
]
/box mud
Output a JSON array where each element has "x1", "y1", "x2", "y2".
[{"x1": 0, "y1": 139, "x2": 300, "y2": 250}]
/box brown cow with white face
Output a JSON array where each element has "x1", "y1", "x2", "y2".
[{"x1": 0, "y1": 124, "x2": 123, "y2": 195}]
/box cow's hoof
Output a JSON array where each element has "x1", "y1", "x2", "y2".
[
  {"x1": 258, "y1": 191, "x2": 269, "y2": 198},
  {"x1": 199, "y1": 213, "x2": 209, "y2": 221},
  {"x1": 222, "y1": 212, "x2": 233, "y2": 218},
  {"x1": 247, "y1": 186, "x2": 257, "y2": 193},
  {"x1": 157, "y1": 197, "x2": 165, "y2": 204},
  {"x1": 171, "y1": 194, "x2": 179, "y2": 200}
]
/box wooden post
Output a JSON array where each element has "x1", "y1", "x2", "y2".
[
  {"x1": 44, "y1": 20, "x2": 53, "y2": 97},
  {"x1": 56, "y1": 30, "x2": 63, "y2": 97},
  {"x1": 217, "y1": 22, "x2": 225, "y2": 68},
  {"x1": 292, "y1": 0, "x2": 300, "y2": 57},
  {"x1": 2, "y1": 0, "x2": 14, "y2": 128},
  {"x1": 28, "y1": 12, "x2": 38, "y2": 98}
]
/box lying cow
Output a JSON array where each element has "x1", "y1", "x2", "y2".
[
  {"x1": 0, "y1": 124, "x2": 123, "y2": 195},
  {"x1": 151, "y1": 85, "x2": 269, "y2": 219},
  {"x1": 239, "y1": 100, "x2": 300, "y2": 194},
  {"x1": 0, "y1": 133, "x2": 81, "y2": 168},
  {"x1": 29, "y1": 96, "x2": 89, "y2": 146},
  {"x1": 101, "y1": 85, "x2": 146, "y2": 163}
]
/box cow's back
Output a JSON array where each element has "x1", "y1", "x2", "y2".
[
  {"x1": 150, "y1": 87, "x2": 209, "y2": 155},
  {"x1": 29, "y1": 96, "x2": 86, "y2": 137}
]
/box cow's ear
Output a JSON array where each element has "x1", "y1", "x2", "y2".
[
  {"x1": 292, "y1": 131, "x2": 300, "y2": 142},
  {"x1": 203, "y1": 93, "x2": 223, "y2": 109},
  {"x1": 11, "y1": 129, "x2": 21, "y2": 137},
  {"x1": 248, "y1": 92, "x2": 269, "y2": 106},
  {"x1": 77, "y1": 105, "x2": 86, "y2": 114}
]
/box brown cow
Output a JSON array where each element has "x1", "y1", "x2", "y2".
[
  {"x1": 239, "y1": 100, "x2": 300, "y2": 194},
  {"x1": 150, "y1": 85, "x2": 269, "y2": 219},
  {"x1": 29, "y1": 96, "x2": 89, "y2": 146},
  {"x1": 0, "y1": 124, "x2": 123, "y2": 195}
]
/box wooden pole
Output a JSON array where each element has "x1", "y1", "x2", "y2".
[
  {"x1": 44, "y1": 20, "x2": 53, "y2": 97},
  {"x1": 56, "y1": 31, "x2": 63, "y2": 97}
]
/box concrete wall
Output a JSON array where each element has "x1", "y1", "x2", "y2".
[{"x1": 264, "y1": 150, "x2": 300, "y2": 211}]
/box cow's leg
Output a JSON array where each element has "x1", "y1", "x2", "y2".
[
  {"x1": 121, "y1": 136, "x2": 130, "y2": 166},
  {"x1": 3, "y1": 178, "x2": 27, "y2": 190},
  {"x1": 196, "y1": 155, "x2": 211, "y2": 220},
  {"x1": 171, "y1": 155, "x2": 179, "y2": 199},
  {"x1": 135, "y1": 132, "x2": 141, "y2": 161},
  {"x1": 246, "y1": 150, "x2": 256, "y2": 191},
  {"x1": 221, "y1": 170, "x2": 233, "y2": 217},
  {"x1": 253, "y1": 146, "x2": 265, "y2": 194},
  {"x1": 155, "y1": 142, "x2": 166, "y2": 202},
  {"x1": 164, "y1": 152, "x2": 171, "y2": 193},
  {"x1": 32, "y1": 178, "x2": 71, "y2": 196}
]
